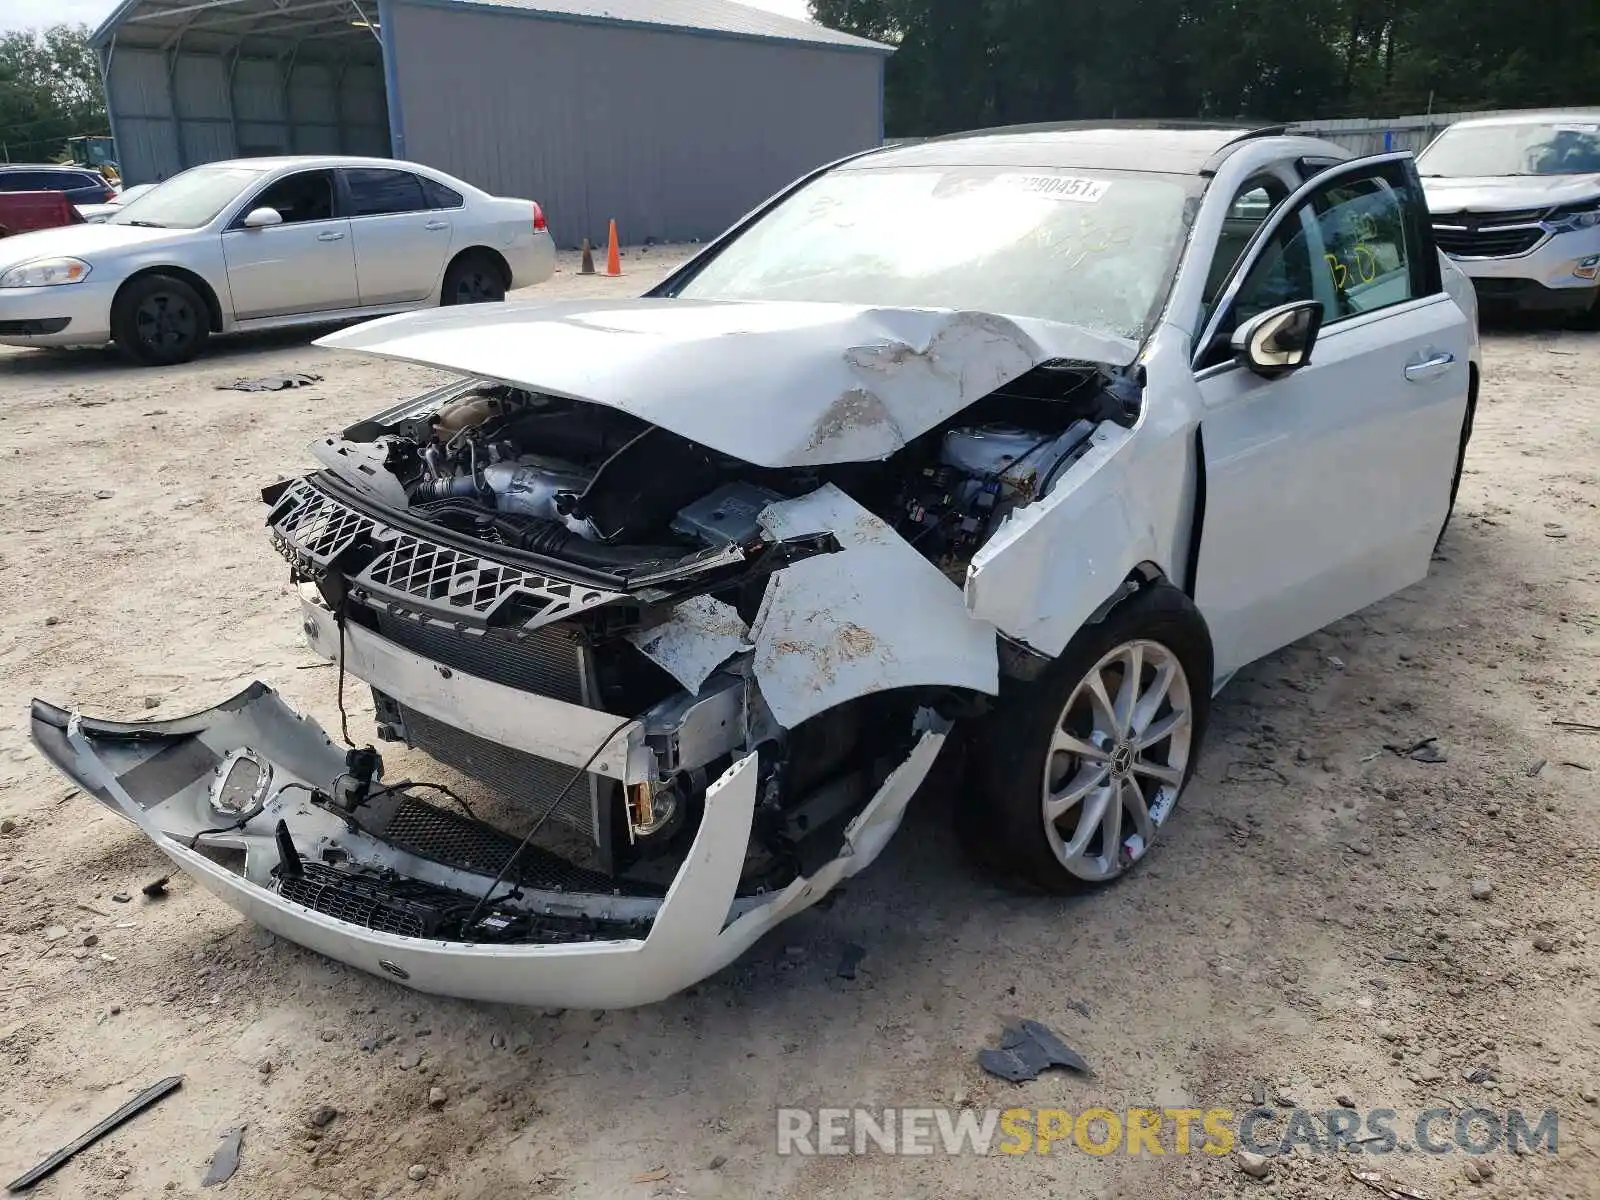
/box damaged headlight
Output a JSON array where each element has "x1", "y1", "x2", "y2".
[{"x1": 0, "y1": 257, "x2": 92, "y2": 288}]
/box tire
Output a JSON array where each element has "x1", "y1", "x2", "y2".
[
  {"x1": 966, "y1": 583, "x2": 1212, "y2": 894},
  {"x1": 1436, "y1": 381, "x2": 1477, "y2": 549},
  {"x1": 441, "y1": 252, "x2": 507, "y2": 305},
  {"x1": 111, "y1": 273, "x2": 209, "y2": 366}
]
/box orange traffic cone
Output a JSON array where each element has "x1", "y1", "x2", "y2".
[
  {"x1": 579, "y1": 238, "x2": 595, "y2": 275},
  {"x1": 605, "y1": 219, "x2": 622, "y2": 276}
]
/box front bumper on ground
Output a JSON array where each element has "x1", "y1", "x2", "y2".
[
  {"x1": 0, "y1": 279, "x2": 116, "y2": 347},
  {"x1": 30, "y1": 671, "x2": 947, "y2": 1008}
]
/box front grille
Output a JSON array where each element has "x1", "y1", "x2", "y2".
[
  {"x1": 276, "y1": 860, "x2": 655, "y2": 943},
  {"x1": 1433, "y1": 222, "x2": 1545, "y2": 259},
  {"x1": 400, "y1": 705, "x2": 606, "y2": 839},
  {"x1": 378, "y1": 794, "x2": 653, "y2": 894},
  {"x1": 278, "y1": 862, "x2": 446, "y2": 936},
  {"x1": 374, "y1": 610, "x2": 588, "y2": 702},
  {"x1": 267, "y1": 477, "x2": 625, "y2": 633}
]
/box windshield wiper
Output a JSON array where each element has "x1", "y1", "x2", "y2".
[{"x1": 123, "y1": 219, "x2": 167, "y2": 228}]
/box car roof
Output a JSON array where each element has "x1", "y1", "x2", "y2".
[
  {"x1": 1446, "y1": 109, "x2": 1600, "y2": 130},
  {"x1": 0, "y1": 163, "x2": 98, "y2": 172},
  {"x1": 851, "y1": 122, "x2": 1294, "y2": 175},
  {"x1": 198, "y1": 155, "x2": 457, "y2": 174}
]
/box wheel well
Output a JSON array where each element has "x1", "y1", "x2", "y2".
[
  {"x1": 115, "y1": 267, "x2": 223, "y2": 332},
  {"x1": 447, "y1": 246, "x2": 511, "y2": 289}
]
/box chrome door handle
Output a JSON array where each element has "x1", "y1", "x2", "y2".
[
  {"x1": 317, "y1": 230, "x2": 345, "y2": 242},
  {"x1": 424, "y1": 220, "x2": 449, "y2": 231},
  {"x1": 1405, "y1": 352, "x2": 1455, "y2": 382}
]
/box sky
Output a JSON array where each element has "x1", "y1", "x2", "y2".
[{"x1": 0, "y1": 0, "x2": 814, "y2": 35}]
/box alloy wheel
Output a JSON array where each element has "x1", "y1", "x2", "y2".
[{"x1": 1041, "y1": 638, "x2": 1193, "y2": 882}]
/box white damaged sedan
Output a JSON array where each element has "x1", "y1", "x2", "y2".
[{"x1": 32, "y1": 124, "x2": 1479, "y2": 1008}]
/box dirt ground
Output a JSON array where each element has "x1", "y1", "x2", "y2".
[{"x1": 0, "y1": 247, "x2": 1596, "y2": 1200}]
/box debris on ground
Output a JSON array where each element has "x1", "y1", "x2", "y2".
[
  {"x1": 427, "y1": 1086, "x2": 447, "y2": 1108},
  {"x1": 836, "y1": 943, "x2": 866, "y2": 980},
  {"x1": 707, "y1": 1155, "x2": 727, "y2": 1170},
  {"x1": 407, "y1": 1164, "x2": 429, "y2": 1181},
  {"x1": 6, "y1": 1075, "x2": 183, "y2": 1192},
  {"x1": 111, "y1": 892, "x2": 131, "y2": 903},
  {"x1": 1384, "y1": 736, "x2": 1446, "y2": 763},
  {"x1": 217, "y1": 372, "x2": 322, "y2": 393},
  {"x1": 1552, "y1": 719, "x2": 1600, "y2": 733},
  {"x1": 630, "y1": 1168, "x2": 670, "y2": 1184},
  {"x1": 1527, "y1": 758, "x2": 1547, "y2": 777},
  {"x1": 140, "y1": 875, "x2": 171, "y2": 898},
  {"x1": 308, "y1": 1104, "x2": 338, "y2": 1128},
  {"x1": 1470, "y1": 879, "x2": 1494, "y2": 901},
  {"x1": 1237, "y1": 1149, "x2": 1272, "y2": 1179},
  {"x1": 200, "y1": 1126, "x2": 245, "y2": 1187},
  {"x1": 977, "y1": 1019, "x2": 1092, "y2": 1083},
  {"x1": 1348, "y1": 1165, "x2": 1432, "y2": 1200}
]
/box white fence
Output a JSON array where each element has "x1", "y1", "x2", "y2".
[{"x1": 1288, "y1": 105, "x2": 1600, "y2": 156}]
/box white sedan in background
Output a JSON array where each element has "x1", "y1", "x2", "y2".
[
  {"x1": 0, "y1": 155, "x2": 555, "y2": 365},
  {"x1": 76, "y1": 182, "x2": 156, "y2": 223}
]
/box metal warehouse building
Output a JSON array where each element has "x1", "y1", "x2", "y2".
[{"x1": 90, "y1": 0, "x2": 892, "y2": 242}]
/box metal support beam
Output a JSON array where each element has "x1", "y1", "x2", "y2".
[
  {"x1": 225, "y1": 44, "x2": 243, "y2": 155},
  {"x1": 376, "y1": 0, "x2": 403, "y2": 159},
  {"x1": 332, "y1": 57, "x2": 349, "y2": 154},
  {"x1": 280, "y1": 40, "x2": 302, "y2": 153},
  {"x1": 100, "y1": 36, "x2": 132, "y2": 178},
  {"x1": 165, "y1": 32, "x2": 188, "y2": 170}
]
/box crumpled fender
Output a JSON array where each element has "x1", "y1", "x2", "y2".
[{"x1": 748, "y1": 484, "x2": 999, "y2": 729}]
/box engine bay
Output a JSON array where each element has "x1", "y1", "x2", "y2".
[{"x1": 310, "y1": 361, "x2": 1140, "y2": 583}]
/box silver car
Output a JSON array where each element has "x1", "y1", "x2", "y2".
[
  {"x1": 0, "y1": 155, "x2": 556, "y2": 364},
  {"x1": 1419, "y1": 111, "x2": 1600, "y2": 318}
]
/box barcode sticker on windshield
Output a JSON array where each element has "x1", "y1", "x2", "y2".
[{"x1": 998, "y1": 174, "x2": 1110, "y2": 203}]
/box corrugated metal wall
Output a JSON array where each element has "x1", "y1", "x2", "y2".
[
  {"x1": 1290, "y1": 105, "x2": 1600, "y2": 157},
  {"x1": 106, "y1": 47, "x2": 389, "y2": 183},
  {"x1": 387, "y1": 2, "x2": 884, "y2": 244}
]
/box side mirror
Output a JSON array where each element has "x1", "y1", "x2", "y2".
[
  {"x1": 242, "y1": 206, "x2": 283, "y2": 229},
  {"x1": 1231, "y1": 300, "x2": 1324, "y2": 379}
]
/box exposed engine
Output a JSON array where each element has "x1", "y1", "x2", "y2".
[{"x1": 311, "y1": 364, "x2": 1131, "y2": 582}]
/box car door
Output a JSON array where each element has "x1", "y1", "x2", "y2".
[
  {"x1": 1190, "y1": 153, "x2": 1473, "y2": 677},
  {"x1": 340, "y1": 167, "x2": 452, "y2": 306},
  {"x1": 220, "y1": 168, "x2": 358, "y2": 320}
]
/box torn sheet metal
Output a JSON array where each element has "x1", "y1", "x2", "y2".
[
  {"x1": 626, "y1": 595, "x2": 749, "y2": 695},
  {"x1": 750, "y1": 484, "x2": 997, "y2": 729},
  {"x1": 317, "y1": 298, "x2": 1137, "y2": 468}
]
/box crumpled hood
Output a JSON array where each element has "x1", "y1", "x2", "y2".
[
  {"x1": 0, "y1": 220, "x2": 188, "y2": 270},
  {"x1": 317, "y1": 298, "x2": 1137, "y2": 468},
  {"x1": 1423, "y1": 174, "x2": 1600, "y2": 214}
]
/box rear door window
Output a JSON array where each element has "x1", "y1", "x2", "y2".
[
  {"x1": 420, "y1": 177, "x2": 464, "y2": 209},
  {"x1": 344, "y1": 168, "x2": 427, "y2": 217}
]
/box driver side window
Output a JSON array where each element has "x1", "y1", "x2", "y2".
[
  {"x1": 246, "y1": 170, "x2": 336, "y2": 225},
  {"x1": 1226, "y1": 162, "x2": 1427, "y2": 338}
]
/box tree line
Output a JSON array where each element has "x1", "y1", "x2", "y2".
[
  {"x1": 0, "y1": 25, "x2": 104, "y2": 163},
  {"x1": 810, "y1": 0, "x2": 1600, "y2": 137}
]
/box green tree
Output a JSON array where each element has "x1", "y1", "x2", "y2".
[
  {"x1": 812, "y1": 0, "x2": 1600, "y2": 136},
  {"x1": 0, "y1": 24, "x2": 106, "y2": 163}
]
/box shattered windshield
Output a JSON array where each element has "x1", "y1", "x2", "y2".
[
  {"x1": 671, "y1": 164, "x2": 1200, "y2": 341},
  {"x1": 1418, "y1": 121, "x2": 1600, "y2": 177}
]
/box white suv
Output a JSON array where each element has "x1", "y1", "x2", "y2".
[{"x1": 1419, "y1": 111, "x2": 1600, "y2": 319}]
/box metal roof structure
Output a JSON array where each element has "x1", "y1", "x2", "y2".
[{"x1": 91, "y1": 0, "x2": 891, "y2": 55}]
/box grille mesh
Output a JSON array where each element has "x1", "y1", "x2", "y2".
[
  {"x1": 1433, "y1": 225, "x2": 1544, "y2": 258},
  {"x1": 278, "y1": 863, "x2": 442, "y2": 936},
  {"x1": 380, "y1": 795, "x2": 637, "y2": 893}
]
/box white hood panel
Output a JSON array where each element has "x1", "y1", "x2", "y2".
[{"x1": 318, "y1": 298, "x2": 1136, "y2": 469}]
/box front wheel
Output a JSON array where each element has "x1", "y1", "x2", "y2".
[
  {"x1": 441, "y1": 252, "x2": 507, "y2": 305},
  {"x1": 967, "y1": 583, "x2": 1212, "y2": 893},
  {"x1": 111, "y1": 274, "x2": 208, "y2": 366}
]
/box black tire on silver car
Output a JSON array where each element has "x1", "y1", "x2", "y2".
[
  {"x1": 111, "y1": 273, "x2": 209, "y2": 366},
  {"x1": 441, "y1": 251, "x2": 507, "y2": 305},
  {"x1": 969, "y1": 583, "x2": 1212, "y2": 894}
]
